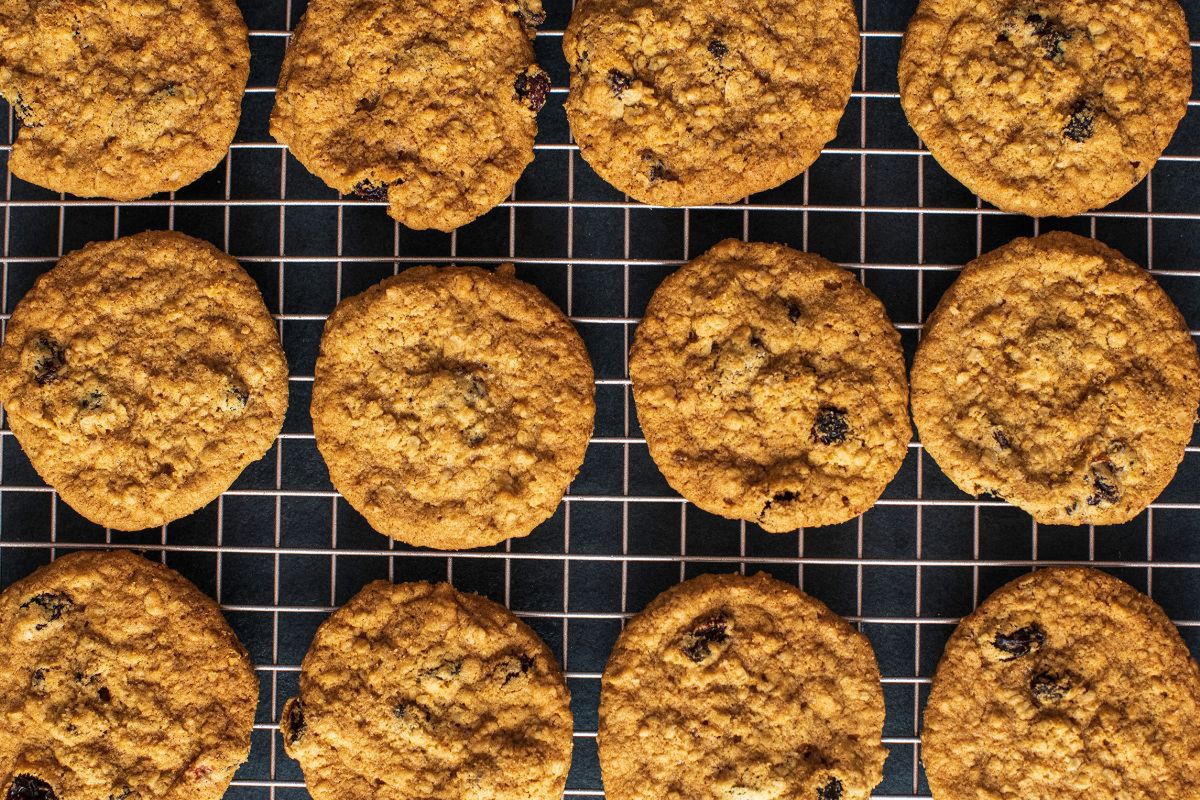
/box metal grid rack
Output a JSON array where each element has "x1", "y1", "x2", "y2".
[{"x1": 2, "y1": 0, "x2": 1200, "y2": 797}]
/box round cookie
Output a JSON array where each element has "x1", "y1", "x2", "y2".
[
  {"x1": 0, "y1": 231, "x2": 289, "y2": 531},
  {"x1": 629, "y1": 239, "x2": 911, "y2": 531},
  {"x1": 562, "y1": 0, "x2": 859, "y2": 206},
  {"x1": 0, "y1": 550, "x2": 258, "y2": 800},
  {"x1": 0, "y1": 0, "x2": 249, "y2": 200},
  {"x1": 898, "y1": 0, "x2": 1190, "y2": 217},
  {"x1": 280, "y1": 580, "x2": 573, "y2": 800},
  {"x1": 599, "y1": 572, "x2": 887, "y2": 800},
  {"x1": 310, "y1": 264, "x2": 594, "y2": 550},
  {"x1": 911, "y1": 231, "x2": 1200, "y2": 525},
  {"x1": 271, "y1": 0, "x2": 550, "y2": 232},
  {"x1": 923, "y1": 567, "x2": 1200, "y2": 799}
]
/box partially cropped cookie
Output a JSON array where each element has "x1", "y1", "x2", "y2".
[
  {"x1": 630, "y1": 240, "x2": 910, "y2": 531},
  {"x1": 281, "y1": 581, "x2": 573, "y2": 800},
  {"x1": 311, "y1": 264, "x2": 594, "y2": 549},
  {"x1": 0, "y1": 231, "x2": 289, "y2": 530},
  {"x1": 898, "y1": 0, "x2": 1191, "y2": 217},
  {"x1": 924, "y1": 567, "x2": 1200, "y2": 799},
  {"x1": 0, "y1": 550, "x2": 258, "y2": 800},
  {"x1": 912, "y1": 232, "x2": 1200, "y2": 525},
  {"x1": 563, "y1": 0, "x2": 859, "y2": 206},
  {"x1": 0, "y1": 0, "x2": 249, "y2": 200},
  {"x1": 271, "y1": 0, "x2": 550, "y2": 231},
  {"x1": 599, "y1": 573, "x2": 887, "y2": 800}
]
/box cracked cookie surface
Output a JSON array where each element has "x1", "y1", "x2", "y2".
[
  {"x1": 271, "y1": 0, "x2": 548, "y2": 232},
  {"x1": 281, "y1": 580, "x2": 572, "y2": 800},
  {"x1": 0, "y1": 0, "x2": 248, "y2": 200},
  {"x1": 599, "y1": 573, "x2": 887, "y2": 800},
  {"x1": 911, "y1": 232, "x2": 1200, "y2": 525},
  {"x1": 562, "y1": 0, "x2": 858, "y2": 206},
  {"x1": 629, "y1": 240, "x2": 910, "y2": 531},
  {"x1": 0, "y1": 231, "x2": 288, "y2": 530},
  {"x1": 0, "y1": 550, "x2": 258, "y2": 800},
  {"x1": 924, "y1": 567, "x2": 1200, "y2": 800},
  {"x1": 898, "y1": 0, "x2": 1190, "y2": 217},
  {"x1": 310, "y1": 264, "x2": 594, "y2": 549}
]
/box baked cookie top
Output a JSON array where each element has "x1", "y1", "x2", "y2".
[
  {"x1": 0, "y1": 0, "x2": 248, "y2": 201},
  {"x1": 599, "y1": 572, "x2": 887, "y2": 800},
  {"x1": 311, "y1": 264, "x2": 594, "y2": 549},
  {"x1": 911, "y1": 232, "x2": 1200, "y2": 525},
  {"x1": 629, "y1": 240, "x2": 910, "y2": 531},
  {"x1": 898, "y1": 0, "x2": 1191, "y2": 217},
  {"x1": 0, "y1": 231, "x2": 289, "y2": 531},
  {"x1": 0, "y1": 550, "x2": 258, "y2": 800},
  {"x1": 271, "y1": 0, "x2": 549, "y2": 232},
  {"x1": 562, "y1": 0, "x2": 858, "y2": 206},
  {"x1": 281, "y1": 580, "x2": 573, "y2": 800},
  {"x1": 924, "y1": 567, "x2": 1200, "y2": 800}
]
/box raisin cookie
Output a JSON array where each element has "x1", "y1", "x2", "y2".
[
  {"x1": 924, "y1": 567, "x2": 1200, "y2": 799},
  {"x1": 281, "y1": 581, "x2": 573, "y2": 800},
  {"x1": 271, "y1": 0, "x2": 550, "y2": 232},
  {"x1": 630, "y1": 240, "x2": 910, "y2": 531},
  {"x1": 311, "y1": 264, "x2": 594, "y2": 549},
  {"x1": 0, "y1": 550, "x2": 258, "y2": 800},
  {"x1": 911, "y1": 232, "x2": 1200, "y2": 525},
  {"x1": 599, "y1": 572, "x2": 887, "y2": 800},
  {"x1": 0, "y1": 231, "x2": 289, "y2": 530},
  {"x1": 0, "y1": 0, "x2": 249, "y2": 200},
  {"x1": 898, "y1": 0, "x2": 1190, "y2": 217},
  {"x1": 562, "y1": 0, "x2": 859, "y2": 206}
]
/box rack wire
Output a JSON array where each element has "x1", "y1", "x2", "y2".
[{"x1": 2, "y1": 0, "x2": 1200, "y2": 798}]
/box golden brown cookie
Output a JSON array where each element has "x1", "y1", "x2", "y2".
[
  {"x1": 629, "y1": 240, "x2": 911, "y2": 531},
  {"x1": 898, "y1": 0, "x2": 1191, "y2": 217},
  {"x1": 0, "y1": 550, "x2": 258, "y2": 800},
  {"x1": 280, "y1": 580, "x2": 573, "y2": 800},
  {"x1": 0, "y1": 231, "x2": 289, "y2": 531},
  {"x1": 924, "y1": 567, "x2": 1200, "y2": 800},
  {"x1": 310, "y1": 264, "x2": 594, "y2": 550},
  {"x1": 562, "y1": 0, "x2": 859, "y2": 206},
  {"x1": 0, "y1": 0, "x2": 249, "y2": 200},
  {"x1": 911, "y1": 232, "x2": 1200, "y2": 525},
  {"x1": 599, "y1": 572, "x2": 887, "y2": 800},
  {"x1": 271, "y1": 0, "x2": 550, "y2": 232}
]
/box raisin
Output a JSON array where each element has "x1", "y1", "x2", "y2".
[
  {"x1": 812, "y1": 407, "x2": 849, "y2": 445},
  {"x1": 352, "y1": 179, "x2": 389, "y2": 200},
  {"x1": 1064, "y1": 100, "x2": 1094, "y2": 143},
  {"x1": 787, "y1": 302, "x2": 802, "y2": 323},
  {"x1": 708, "y1": 39, "x2": 728, "y2": 59},
  {"x1": 1030, "y1": 671, "x2": 1070, "y2": 705},
  {"x1": 29, "y1": 668, "x2": 46, "y2": 691},
  {"x1": 503, "y1": 653, "x2": 536, "y2": 685},
  {"x1": 514, "y1": 67, "x2": 551, "y2": 112},
  {"x1": 748, "y1": 332, "x2": 765, "y2": 350},
  {"x1": 355, "y1": 95, "x2": 379, "y2": 112},
  {"x1": 21, "y1": 592, "x2": 73, "y2": 629},
  {"x1": 647, "y1": 159, "x2": 675, "y2": 182},
  {"x1": 607, "y1": 69, "x2": 632, "y2": 97},
  {"x1": 992, "y1": 428, "x2": 1012, "y2": 450},
  {"x1": 80, "y1": 389, "x2": 103, "y2": 410},
  {"x1": 515, "y1": 5, "x2": 546, "y2": 28},
  {"x1": 7, "y1": 776, "x2": 57, "y2": 800},
  {"x1": 465, "y1": 429, "x2": 486, "y2": 447},
  {"x1": 98, "y1": 686, "x2": 112, "y2": 703},
  {"x1": 1086, "y1": 461, "x2": 1120, "y2": 506},
  {"x1": 1026, "y1": 13, "x2": 1071, "y2": 59},
  {"x1": 282, "y1": 698, "x2": 305, "y2": 745},
  {"x1": 992, "y1": 623, "x2": 1045, "y2": 660},
  {"x1": 770, "y1": 490, "x2": 798, "y2": 505},
  {"x1": 817, "y1": 778, "x2": 843, "y2": 800},
  {"x1": 33, "y1": 336, "x2": 65, "y2": 385},
  {"x1": 681, "y1": 615, "x2": 728, "y2": 663}
]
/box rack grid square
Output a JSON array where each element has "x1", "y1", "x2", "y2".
[{"x1": 2, "y1": 0, "x2": 1200, "y2": 798}]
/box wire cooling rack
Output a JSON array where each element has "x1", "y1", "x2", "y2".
[{"x1": 2, "y1": 0, "x2": 1200, "y2": 797}]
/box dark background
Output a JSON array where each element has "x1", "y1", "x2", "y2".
[{"x1": 2, "y1": 0, "x2": 1200, "y2": 797}]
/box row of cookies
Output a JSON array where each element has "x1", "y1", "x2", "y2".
[
  {"x1": 0, "y1": 229, "x2": 1196, "y2": 540},
  {"x1": 3, "y1": 0, "x2": 1190, "y2": 229},
  {"x1": 4, "y1": 551, "x2": 1199, "y2": 800}
]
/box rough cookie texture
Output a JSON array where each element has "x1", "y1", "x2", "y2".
[
  {"x1": 924, "y1": 567, "x2": 1200, "y2": 800},
  {"x1": 562, "y1": 0, "x2": 859, "y2": 206},
  {"x1": 0, "y1": 231, "x2": 289, "y2": 530},
  {"x1": 271, "y1": 0, "x2": 548, "y2": 232},
  {"x1": 630, "y1": 240, "x2": 910, "y2": 531},
  {"x1": 0, "y1": 0, "x2": 249, "y2": 200},
  {"x1": 911, "y1": 232, "x2": 1200, "y2": 525},
  {"x1": 311, "y1": 264, "x2": 594, "y2": 549},
  {"x1": 0, "y1": 550, "x2": 258, "y2": 800},
  {"x1": 599, "y1": 573, "x2": 887, "y2": 800},
  {"x1": 898, "y1": 0, "x2": 1190, "y2": 217},
  {"x1": 281, "y1": 581, "x2": 573, "y2": 800}
]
